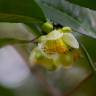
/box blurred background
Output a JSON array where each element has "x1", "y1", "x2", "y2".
[{"x1": 0, "y1": 0, "x2": 96, "y2": 96}]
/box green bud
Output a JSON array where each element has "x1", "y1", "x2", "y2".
[
  {"x1": 35, "y1": 51, "x2": 43, "y2": 59},
  {"x1": 42, "y1": 22, "x2": 53, "y2": 33},
  {"x1": 61, "y1": 26, "x2": 72, "y2": 33}
]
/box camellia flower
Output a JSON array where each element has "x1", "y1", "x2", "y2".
[{"x1": 29, "y1": 26, "x2": 80, "y2": 71}]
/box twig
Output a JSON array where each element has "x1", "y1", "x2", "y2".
[
  {"x1": 31, "y1": 66, "x2": 63, "y2": 96},
  {"x1": 63, "y1": 72, "x2": 92, "y2": 96},
  {"x1": 20, "y1": 36, "x2": 39, "y2": 44}
]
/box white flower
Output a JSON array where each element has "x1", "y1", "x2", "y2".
[
  {"x1": 38, "y1": 28, "x2": 79, "y2": 58},
  {"x1": 29, "y1": 27, "x2": 80, "y2": 70}
]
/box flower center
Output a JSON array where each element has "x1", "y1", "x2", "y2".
[{"x1": 43, "y1": 38, "x2": 68, "y2": 54}]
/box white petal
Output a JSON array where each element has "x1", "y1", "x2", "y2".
[
  {"x1": 46, "y1": 30, "x2": 63, "y2": 40},
  {"x1": 63, "y1": 33, "x2": 79, "y2": 48},
  {"x1": 39, "y1": 36, "x2": 47, "y2": 42}
]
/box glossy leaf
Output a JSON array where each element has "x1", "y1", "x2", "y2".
[
  {"x1": 0, "y1": 0, "x2": 46, "y2": 23},
  {"x1": 36, "y1": 0, "x2": 96, "y2": 38}
]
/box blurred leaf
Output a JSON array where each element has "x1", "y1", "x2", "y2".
[
  {"x1": 0, "y1": 86, "x2": 14, "y2": 96},
  {"x1": 0, "y1": 0, "x2": 46, "y2": 24},
  {"x1": 36, "y1": 0, "x2": 96, "y2": 38},
  {"x1": 71, "y1": 75, "x2": 96, "y2": 96},
  {"x1": 79, "y1": 34, "x2": 96, "y2": 73},
  {"x1": 67, "y1": 0, "x2": 96, "y2": 10},
  {"x1": 0, "y1": 23, "x2": 35, "y2": 56},
  {"x1": 25, "y1": 23, "x2": 43, "y2": 36},
  {"x1": 0, "y1": 38, "x2": 34, "y2": 47}
]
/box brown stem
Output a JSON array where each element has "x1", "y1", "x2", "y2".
[
  {"x1": 64, "y1": 72, "x2": 92, "y2": 96},
  {"x1": 31, "y1": 66, "x2": 63, "y2": 96},
  {"x1": 21, "y1": 36, "x2": 39, "y2": 44}
]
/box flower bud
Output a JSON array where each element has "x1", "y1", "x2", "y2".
[
  {"x1": 42, "y1": 22, "x2": 53, "y2": 33},
  {"x1": 61, "y1": 26, "x2": 72, "y2": 33}
]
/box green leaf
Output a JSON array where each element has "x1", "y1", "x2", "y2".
[
  {"x1": 0, "y1": 0, "x2": 46, "y2": 23},
  {"x1": 0, "y1": 86, "x2": 14, "y2": 96},
  {"x1": 0, "y1": 38, "x2": 34, "y2": 47},
  {"x1": 25, "y1": 23, "x2": 43, "y2": 36},
  {"x1": 71, "y1": 75, "x2": 96, "y2": 96},
  {"x1": 66, "y1": 0, "x2": 96, "y2": 10},
  {"x1": 36, "y1": 0, "x2": 96, "y2": 38},
  {"x1": 79, "y1": 35, "x2": 96, "y2": 73}
]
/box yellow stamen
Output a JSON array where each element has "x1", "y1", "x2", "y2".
[{"x1": 43, "y1": 38, "x2": 68, "y2": 54}]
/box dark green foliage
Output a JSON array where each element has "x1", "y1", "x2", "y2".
[{"x1": 67, "y1": 0, "x2": 96, "y2": 10}]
